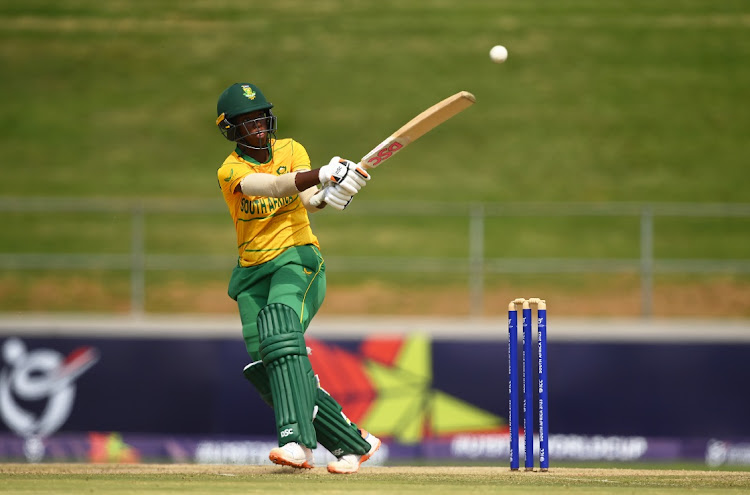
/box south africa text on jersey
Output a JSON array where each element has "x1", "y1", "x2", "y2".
[{"x1": 240, "y1": 195, "x2": 296, "y2": 215}]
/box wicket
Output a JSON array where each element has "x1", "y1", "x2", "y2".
[{"x1": 508, "y1": 297, "x2": 549, "y2": 471}]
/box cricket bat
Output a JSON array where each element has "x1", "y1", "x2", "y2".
[{"x1": 310, "y1": 90, "x2": 476, "y2": 206}]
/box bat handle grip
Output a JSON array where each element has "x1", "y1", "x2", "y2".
[{"x1": 309, "y1": 187, "x2": 326, "y2": 207}]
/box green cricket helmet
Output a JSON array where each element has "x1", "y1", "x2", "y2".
[{"x1": 215, "y1": 83, "x2": 277, "y2": 148}]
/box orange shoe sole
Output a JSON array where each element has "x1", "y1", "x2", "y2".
[{"x1": 269, "y1": 451, "x2": 313, "y2": 469}]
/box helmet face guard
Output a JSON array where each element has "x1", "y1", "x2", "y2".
[
  {"x1": 216, "y1": 110, "x2": 277, "y2": 151},
  {"x1": 216, "y1": 83, "x2": 276, "y2": 152}
]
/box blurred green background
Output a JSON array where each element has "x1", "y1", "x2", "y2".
[{"x1": 1, "y1": 1, "x2": 748, "y2": 316}]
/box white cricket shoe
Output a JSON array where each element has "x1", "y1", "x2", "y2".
[
  {"x1": 327, "y1": 430, "x2": 381, "y2": 474},
  {"x1": 269, "y1": 442, "x2": 314, "y2": 469}
]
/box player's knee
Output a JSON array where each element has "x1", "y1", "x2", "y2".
[{"x1": 257, "y1": 303, "x2": 306, "y2": 364}]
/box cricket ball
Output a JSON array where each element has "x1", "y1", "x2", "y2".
[{"x1": 489, "y1": 45, "x2": 508, "y2": 64}]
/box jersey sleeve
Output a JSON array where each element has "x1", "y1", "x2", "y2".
[
  {"x1": 291, "y1": 141, "x2": 311, "y2": 172},
  {"x1": 217, "y1": 160, "x2": 251, "y2": 196}
]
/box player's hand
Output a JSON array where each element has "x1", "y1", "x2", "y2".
[
  {"x1": 337, "y1": 159, "x2": 370, "y2": 195},
  {"x1": 318, "y1": 156, "x2": 349, "y2": 186},
  {"x1": 323, "y1": 184, "x2": 354, "y2": 211},
  {"x1": 318, "y1": 157, "x2": 370, "y2": 195}
]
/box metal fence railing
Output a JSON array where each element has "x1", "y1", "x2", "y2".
[{"x1": 1, "y1": 197, "x2": 749, "y2": 317}]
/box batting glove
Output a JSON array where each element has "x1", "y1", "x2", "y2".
[
  {"x1": 323, "y1": 184, "x2": 354, "y2": 211},
  {"x1": 318, "y1": 157, "x2": 370, "y2": 195}
]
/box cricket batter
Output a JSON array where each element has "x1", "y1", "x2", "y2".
[{"x1": 215, "y1": 82, "x2": 380, "y2": 474}]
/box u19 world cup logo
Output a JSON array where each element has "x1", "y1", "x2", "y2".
[{"x1": 0, "y1": 338, "x2": 99, "y2": 462}]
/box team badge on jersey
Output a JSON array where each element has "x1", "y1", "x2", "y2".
[
  {"x1": 242, "y1": 85, "x2": 256, "y2": 100},
  {"x1": 276, "y1": 166, "x2": 287, "y2": 175}
]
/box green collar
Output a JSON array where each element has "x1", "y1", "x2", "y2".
[{"x1": 235, "y1": 145, "x2": 273, "y2": 165}]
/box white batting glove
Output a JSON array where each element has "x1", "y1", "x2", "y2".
[
  {"x1": 318, "y1": 156, "x2": 349, "y2": 186},
  {"x1": 337, "y1": 159, "x2": 370, "y2": 195},
  {"x1": 318, "y1": 157, "x2": 371, "y2": 195},
  {"x1": 323, "y1": 184, "x2": 354, "y2": 210}
]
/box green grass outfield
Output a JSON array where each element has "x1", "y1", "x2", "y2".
[
  {"x1": 1, "y1": 1, "x2": 749, "y2": 315},
  {"x1": 2, "y1": 464, "x2": 750, "y2": 495},
  {"x1": 1, "y1": 1, "x2": 749, "y2": 201}
]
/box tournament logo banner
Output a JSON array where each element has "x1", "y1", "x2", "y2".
[{"x1": 0, "y1": 338, "x2": 99, "y2": 461}]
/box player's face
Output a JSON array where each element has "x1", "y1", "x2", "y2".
[{"x1": 234, "y1": 110, "x2": 270, "y2": 147}]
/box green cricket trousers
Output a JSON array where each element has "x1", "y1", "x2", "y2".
[{"x1": 227, "y1": 244, "x2": 326, "y2": 360}]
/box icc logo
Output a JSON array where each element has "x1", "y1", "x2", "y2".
[{"x1": 0, "y1": 338, "x2": 99, "y2": 462}]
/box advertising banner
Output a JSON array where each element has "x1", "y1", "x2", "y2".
[{"x1": 1, "y1": 331, "x2": 750, "y2": 465}]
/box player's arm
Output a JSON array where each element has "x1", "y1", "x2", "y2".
[
  {"x1": 235, "y1": 157, "x2": 370, "y2": 209},
  {"x1": 298, "y1": 186, "x2": 325, "y2": 212},
  {"x1": 232, "y1": 171, "x2": 315, "y2": 197}
]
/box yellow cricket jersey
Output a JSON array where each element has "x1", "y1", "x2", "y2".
[{"x1": 217, "y1": 138, "x2": 320, "y2": 267}]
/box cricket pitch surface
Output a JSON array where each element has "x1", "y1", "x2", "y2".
[{"x1": 2, "y1": 464, "x2": 750, "y2": 494}]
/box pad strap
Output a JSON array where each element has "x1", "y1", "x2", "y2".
[{"x1": 257, "y1": 303, "x2": 317, "y2": 448}]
